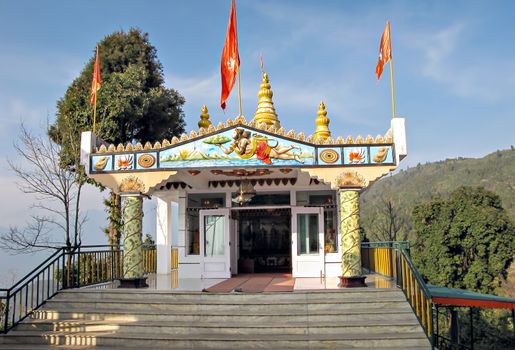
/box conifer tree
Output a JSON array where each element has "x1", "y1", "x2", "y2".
[{"x1": 50, "y1": 28, "x2": 185, "y2": 245}]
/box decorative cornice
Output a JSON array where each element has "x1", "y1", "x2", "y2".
[
  {"x1": 93, "y1": 116, "x2": 393, "y2": 154},
  {"x1": 119, "y1": 175, "x2": 146, "y2": 193},
  {"x1": 336, "y1": 170, "x2": 368, "y2": 188}
]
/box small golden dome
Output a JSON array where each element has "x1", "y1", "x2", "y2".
[
  {"x1": 198, "y1": 104, "x2": 212, "y2": 129},
  {"x1": 314, "y1": 101, "x2": 331, "y2": 141},
  {"x1": 253, "y1": 72, "x2": 280, "y2": 129}
]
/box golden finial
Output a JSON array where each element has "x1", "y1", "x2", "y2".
[
  {"x1": 314, "y1": 101, "x2": 331, "y2": 141},
  {"x1": 253, "y1": 72, "x2": 281, "y2": 129},
  {"x1": 198, "y1": 105, "x2": 212, "y2": 129}
]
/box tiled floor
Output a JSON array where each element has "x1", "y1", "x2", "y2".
[
  {"x1": 90, "y1": 270, "x2": 395, "y2": 292},
  {"x1": 92, "y1": 272, "x2": 394, "y2": 292},
  {"x1": 294, "y1": 273, "x2": 394, "y2": 290}
]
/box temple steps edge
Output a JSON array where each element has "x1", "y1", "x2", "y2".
[{"x1": 0, "y1": 288, "x2": 431, "y2": 349}]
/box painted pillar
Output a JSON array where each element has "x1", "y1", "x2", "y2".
[
  {"x1": 338, "y1": 189, "x2": 365, "y2": 287},
  {"x1": 122, "y1": 194, "x2": 144, "y2": 279}
]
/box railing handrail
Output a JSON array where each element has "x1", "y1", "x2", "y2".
[
  {"x1": 1, "y1": 244, "x2": 159, "y2": 333},
  {"x1": 400, "y1": 248, "x2": 431, "y2": 297},
  {"x1": 5, "y1": 247, "x2": 65, "y2": 293},
  {"x1": 3, "y1": 245, "x2": 123, "y2": 293},
  {"x1": 361, "y1": 241, "x2": 434, "y2": 348}
]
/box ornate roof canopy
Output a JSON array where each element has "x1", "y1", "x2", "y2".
[{"x1": 81, "y1": 71, "x2": 407, "y2": 195}]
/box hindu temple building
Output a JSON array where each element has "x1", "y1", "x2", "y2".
[{"x1": 80, "y1": 71, "x2": 407, "y2": 286}]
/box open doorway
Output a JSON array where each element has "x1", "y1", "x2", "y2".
[{"x1": 233, "y1": 208, "x2": 291, "y2": 273}]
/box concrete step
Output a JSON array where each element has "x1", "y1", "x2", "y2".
[
  {"x1": 53, "y1": 292, "x2": 408, "y2": 304},
  {"x1": 0, "y1": 330, "x2": 431, "y2": 348},
  {"x1": 30, "y1": 307, "x2": 417, "y2": 323},
  {"x1": 0, "y1": 346, "x2": 432, "y2": 350},
  {"x1": 0, "y1": 288, "x2": 432, "y2": 349},
  {"x1": 54, "y1": 288, "x2": 406, "y2": 302},
  {"x1": 42, "y1": 299, "x2": 410, "y2": 314},
  {"x1": 14, "y1": 318, "x2": 425, "y2": 335}
]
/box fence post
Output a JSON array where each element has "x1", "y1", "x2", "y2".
[
  {"x1": 433, "y1": 305, "x2": 437, "y2": 350},
  {"x1": 77, "y1": 246, "x2": 81, "y2": 288},
  {"x1": 450, "y1": 308, "x2": 459, "y2": 345},
  {"x1": 388, "y1": 242, "x2": 394, "y2": 278},
  {"x1": 470, "y1": 307, "x2": 474, "y2": 350},
  {"x1": 3, "y1": 291, "x2": 9, "y2": 333}
]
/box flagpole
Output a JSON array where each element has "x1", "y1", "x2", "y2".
[
  {"x1": 93, "y1": 89, "x2": 97, "y2": 133},
  {"x1": 389, "y1": 59, "x2": 396, "y2": 119},
  {"x1": 237, "y1": 67, "x2": 243, "y2": 116}
]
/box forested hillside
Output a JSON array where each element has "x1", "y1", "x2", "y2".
[
  {"x1": 360, "y1": 148, "x2": 515, "y2": 299},
  {"x1": 360, "y1": 148, "x2": 515, "y2": 243}
]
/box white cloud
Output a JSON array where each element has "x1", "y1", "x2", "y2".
[{"x1": 407, "y1": 22, "x2": 515, "y2": 102}]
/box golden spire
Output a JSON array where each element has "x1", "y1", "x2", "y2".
[
  {"x1": 198, "y1": 104, "x2": 212, "y2": 129},
  {"x1": 314, "y1": 101, "x2": 331, "y2": 141},
  {"x1": 253, "y1": 72, "x2": 280, "y2": 128}
]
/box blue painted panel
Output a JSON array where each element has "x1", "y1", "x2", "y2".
[
  {"x1": 136, "y1": 152, "x2": 158, "y2": 170},
  {"x1": 91, "y1": 155, "x2": 112, "y2": 172},
  {"x1": 159, "y1": 128, "x2": 315, "y2": 168},
  {"x1": 317, "y1": 147, "x2": 342, "y2": 165},
  {"x1": 370, "y1": 146, "x2": 393, "y2": 164},
  {"x1": 343, "y1": 146, "x2": 369, "y2": 165},
  {"x1": 114, "y1": 154, "x2": 135, "y2": 171}
]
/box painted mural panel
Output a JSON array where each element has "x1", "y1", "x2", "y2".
[
  {"x1": 159, "y1": 128, "x2": 315, "y2": 168},
  {"x1": 370, "y1": 145, "x2": 393, "y2": 164},
  {"x1": 136, "y1": 152, "x2": 158, "y2": 170},
  {"x1": 317, "y1": 147, "x2": 342, "y2": 165},
  {"x1": 114, "y1": 154, "x2": 135, "y2": 171},
  {"x1": 91, "y1": 155, "x2": 113, "y2": 172},
  {"x1": 343, "y1": 146, "x2": 369, "y2": 165}
]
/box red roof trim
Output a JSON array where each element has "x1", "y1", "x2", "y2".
[{"x1": 432, "y1": 296, "x2": 515, "y2": 309}]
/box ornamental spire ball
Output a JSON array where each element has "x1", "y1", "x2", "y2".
[
  {"x1": 314, "y1": 101, "x2": 331, "y2": 142},
  {"x1": 198, "y1": 104, "x2": 212, "y2": 129},
  {"x1": 253, "y1": 72, "x2": 280, "y2": 129}
]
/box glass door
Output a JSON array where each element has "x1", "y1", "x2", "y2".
[
  {"x1": 291, "y1": 207, "x2": 324, "y2": 277},
  {"x1": 200, "y1": 209, "x2": 231, "y2": 278}
]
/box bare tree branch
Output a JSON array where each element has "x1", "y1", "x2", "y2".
[{"x1": 1, "y1": 123, "x2": 87, "y2": 254}]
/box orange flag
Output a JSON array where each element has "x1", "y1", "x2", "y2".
[
  {"x1": 220, "y1": 0, "x2": 240, "y2": 110},
  {"x1": 90, "y1": 46, "x2": 101, "y2": 106},
  {"x1": 375, "y1": 21, "x2": 392, "y2": 80}
]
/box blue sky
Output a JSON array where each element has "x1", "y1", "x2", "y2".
[{"x1": 0, "y1": 0, "x2": 514, "y2": 279}]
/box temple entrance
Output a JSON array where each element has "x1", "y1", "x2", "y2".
[{"x1": 233, "y1": 208, "x2": 292, "y2": 274}]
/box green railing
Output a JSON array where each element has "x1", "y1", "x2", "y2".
[
  {"x1": 0, "y1": 244, "x2": 161, "y2": 333},
  {"x1": 362, "y1": 241, "x2": 434, "y2": 347}
]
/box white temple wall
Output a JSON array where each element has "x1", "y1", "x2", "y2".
[{"x1": 153, "y1": 183, "x2": 345, "y2": 279}]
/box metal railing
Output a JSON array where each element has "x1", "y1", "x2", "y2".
[
  {"x1": 362, "y1": 241, "x2": 434, "y2": 346},
  {"x1": 0, "y1": 244, "x2": 175, "y2": 333},
  {"x1": 361, "y1": 242, "x2": 515, "y2": 350}
]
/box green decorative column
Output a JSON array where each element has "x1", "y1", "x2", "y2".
[
  {"x1": 338, "y1": 189, "x2": 366, "y2": 287},
  {"x1": 120, "y1": 194, "x2": 147, "y2": 288}
]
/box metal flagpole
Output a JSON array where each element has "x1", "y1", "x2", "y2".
[
  {"x1": 237, "y1": 67, "x2": 243, "y2": 116},
  {"x1": 389, "y1": 59, "x2": 396, "y2": 119}
]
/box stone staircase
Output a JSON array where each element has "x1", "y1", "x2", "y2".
[{"x1": 0, "y1": 288, "x2": 431, "y2": 349}]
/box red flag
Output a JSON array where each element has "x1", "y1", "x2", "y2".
[
  {"x1": 220, "y1": 0, "x2": 240, "y2": 110},
  {"x1": 375, "y1": 21, "x2": 392, "y2": 80},
  {"x1": 90, "y1": 46, "x2": 101, "y2": 106}
]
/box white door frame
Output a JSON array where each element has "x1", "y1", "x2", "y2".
[
  {"x1": 199, "y1": 208, "x2": 231, "y2": 278},
  {"x1": 291, "y1": 206, "x2": 325, "y2": 277}
]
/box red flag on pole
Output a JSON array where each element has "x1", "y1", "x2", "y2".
[
  {"x1": 220, "y1": 0, "x2": 240, "y2": 110},
  {"x1": 375, "y1": 21, "x2": 392, "y2": 80},
  {"x1": 90, "y1": 46, "x2": 101, "y2": 105}
]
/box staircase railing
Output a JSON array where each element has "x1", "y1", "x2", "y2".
[
  {"x1": 361, "y1": 241, "x2": 435, "y2": 347},
  {"x1": 0, "y1": 244, "x2": 161, "y2": 334}
]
